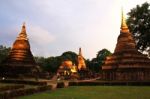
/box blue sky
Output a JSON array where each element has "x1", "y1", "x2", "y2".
[{"x1": 0, "y1": 0, "x2": 149, "y2": 59}]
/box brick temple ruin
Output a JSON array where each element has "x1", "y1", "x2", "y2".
[
  {"x1": 0, "y1": 23, "x2": 40, "y2": 78},
  {"x1": 102, "y1": 10, "x2": 150, "y2": 81}
]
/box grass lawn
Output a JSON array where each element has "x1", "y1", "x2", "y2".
[{"x1": 18, "y1": 86, "x2": 150, "y2": 99}]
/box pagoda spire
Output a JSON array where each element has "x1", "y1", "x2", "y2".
[
  {"x1": 79, "y1": 47, "x2": 82, "y2": 56},
  {"x1": 114, "y1": 8, "x2": 136, "y2": 53},
  {"x1": 120, "y1": 8, "x2": 129, "y2": 32},
  {"x1": 78, "y1": 47, "x2": 86, "y2": 70},
  {"x1": 17, "y1": 22, "x2": 28, "y2": 40}
]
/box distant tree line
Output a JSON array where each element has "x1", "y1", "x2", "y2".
[
  {"x1": 0, "y1": 45, "x2": 111, "y2": 73},
  {"x1": 35, "y1": 49, "x2": 112, "y2": 73}
]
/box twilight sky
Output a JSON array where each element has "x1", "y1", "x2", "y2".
[{"x1": 0, "y1": 0, "x2": 149, "y2": 59}]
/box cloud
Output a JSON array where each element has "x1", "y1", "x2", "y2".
[
  {"x1": 26, "y1": 24, "x2": 55, "y2": 56},
  {"x1": 0, "y1": 0, "x2": 150, "y2": 59},
  {"x1": 0, "y1": 26, "x2": 18, "y2": 47},
  {"x1": 0, "y1": 23, "x2": 55, "y2": 57}
]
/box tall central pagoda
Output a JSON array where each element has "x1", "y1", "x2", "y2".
[
  {"x1": 102, "y1": 10, "x2": 150, "y2": 81},
  {"x1": 0, "y1": 23, "x2": 40, "y2": 78}
]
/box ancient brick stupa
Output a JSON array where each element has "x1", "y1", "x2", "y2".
[
  {"x1": 0, "y1": 23, "x2": 40, "y2": 78},
  {"x1": 57, "y1": 60, "x2": 78, "y2": 79},
  {"x1": 102, "y1": 10, "x2": 150, "y2": 81},
  {"x1": 77, "y1": 48, "x2": 86, "y2": 70}
]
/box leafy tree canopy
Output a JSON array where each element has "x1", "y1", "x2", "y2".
[
  {"x1": 61, "y1": 51, "x2": 78, "y2": 65},
  {"x1": 127, "y1": 2, "x2": 150, "y2": 57},
  {"x1": 88, "y1": 49, "x2": 112, "y2": 72},
  {"x1": 0, "y1": 45, "x2": 11, "y2": 63},
  {"x1": 96, "y1": 48, "x2": 112, "y2": 61}
]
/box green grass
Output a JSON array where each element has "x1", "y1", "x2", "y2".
[{"x1": 18, "y1": 86, "x2": 150, "y2": 99}]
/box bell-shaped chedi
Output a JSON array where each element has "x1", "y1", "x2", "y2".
[
  {"x1": 78, "y1": 48, "x2": 86, "y2": 70},
  {"x1": 57, "y1": 60, "x2": 73, "y2": 76},
  {"x1": 0, "y1": 23, "x2": 40, "y2": 78},
  {"x1": 57, "y1": 60, "x2": 77, "y2": 74},
  {"x1": 102, "y1": 10, "x2": 150, "y2": 81}
]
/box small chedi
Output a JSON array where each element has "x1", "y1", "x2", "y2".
[
  {"x1": 57, "y1": 60, "x2": 78, "y2": 79},
  {"x1": 0, "y1": 23, "x2": 40, "y2": 78},
  {"x1": 77, "y1": 48, "x2": 86, "y2": 70},
  {"x1": 57, "y1": 48, "x2": 86, "y2": 80},
  {"x1": 77, "y1": 48, "x2": 89, "y2": 79},
  {"x1": 102, "y1": 10, "x2": 150, "y2": 81}
]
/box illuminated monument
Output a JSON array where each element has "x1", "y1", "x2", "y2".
[
  {"x1": 0, "y1": 23, "x2": 40, "y2": 78},
  {"x1": 77, "y1": 48, "x2": 86, "y2": 70},
  {"x1": 102, "y1": 10, "x2": 150, "y2": 81},
  {"x1": 57, "y1": 60, "x2": 78, "y2": 79},
  {"x1": 57, "y1": 48, "x2": 86, "y2": 79}
]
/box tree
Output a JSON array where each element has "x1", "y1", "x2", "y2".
[
  {"x1": 44, "y1": 56, "x2": 62, "y2": 73},
  {"x1": 127, "y1": 2, "x2": 150, "y2": 57},
  {"x1": 34, "y1": 56, "x2": 62, "y2": 73},
  {"x1": 34, "y1": 56, "x2": 46, "y2": 66},
  {"x1": 61, "y1": 51, "x2": 78, "y2": 65},
  {"x1": 96, "y1": 49, "x2": 112, "y2": 66},
  {"x1": 89, "y1": 49, "x2": 112, "y2": 72},
  {"x1": 0, "y1": 45, "x2": 11, "y2": 63},
  {"x1": 34, "y1": 51, "x2": 78, "y2": 73}
]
